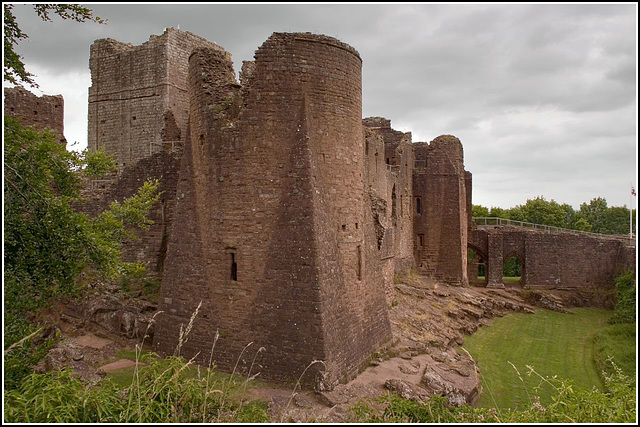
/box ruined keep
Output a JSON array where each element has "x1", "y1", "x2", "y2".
[
  {"x1": 88, "y1": 29, "x2": 224, "y2": 170},
  {"x1": 76, "y1": 28, "x2": 634, "y2": 388}
]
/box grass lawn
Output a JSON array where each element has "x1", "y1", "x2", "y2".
[
  {"x1": 593, "y1": 322, "x2": 636, "y2": 378},
  {"x1": 462, "y1": 308, "x2": 614, "y2": 410},
  {"x1": 105, "y1": 348, "x2": 269, "y2": 401}
]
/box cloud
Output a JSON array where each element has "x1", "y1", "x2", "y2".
[{"x1": 6, "y1": 3, "x2": 637, "y2": 209}]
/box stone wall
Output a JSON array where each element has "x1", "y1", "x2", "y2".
[
  {"x1": 82, "y1": 27, "x2": 636, "y2": 390},
  {"x1": 413, "y1": 136, "x2": 469, "y2": 286},
  {"x1": 81, "y1": 151, "x2": 181, "y2": 274},
  {"x1": 469, "y1": 227, "x2": 635, "y2": 288},
  {"x1": 4, "y1": 86, "x2": 65, "y2": 144},
  {"x1": 153, "y1": 33, "x2": 391, "y2": 388},
  {"x1": 363, "y1": 118, "x2": 415, "y2": 302},
  {"x1": 88, "y1": 28, "x2": 225, "y2": 170}
]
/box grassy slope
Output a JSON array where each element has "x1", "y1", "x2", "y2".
[
  {"x1": 463, "y1": 308, "x2": 612, "y2": 410},
  {"x1": 593, "y1": 322, "x2": 636, "y2": 378}
]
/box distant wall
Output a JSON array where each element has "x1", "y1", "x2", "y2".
[
  {"x1": 81, "y1": 151, "x2": 181, "y2": 274},
  {"x1": 413, "y1": 136, "x2": 469, "y2": 286},
  {"x1": 469, "y1": 227, "x2": 635, "y2": 288},
  {"x1": 363, "y1": 118, "x2": 415, "y2": 301},
  {"x1": 4, "y1": 86, "x2": 65, "y2": 144}
]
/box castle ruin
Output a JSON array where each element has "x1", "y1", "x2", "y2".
[{"x1": 6, "y1": 27, "x2": 633, "y2": 389}]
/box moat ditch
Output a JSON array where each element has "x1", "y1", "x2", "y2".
[{"x1": 25, "y1": 272, "x2": 630, "y2": 422}]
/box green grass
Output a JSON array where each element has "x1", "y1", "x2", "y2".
[
  {"x1": 475, "y1": 276, "x2": 521, "y2": 283},
  {"x1": 105, "y1": 349, "x2": 269, "y2": 401},
  {"x1": 463, "y1": 308, "x2": 613, "y2": 410},
  {"x1": 593, "y1": 322, "x2": 636, "y2": 378}
]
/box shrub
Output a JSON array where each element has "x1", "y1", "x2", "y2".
[{"x1": 609, "y1": 270, "x2": 636, "y2": 324}]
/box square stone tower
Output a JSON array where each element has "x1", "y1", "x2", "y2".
[{"x1": 87, "y1": 28, "x2": 227, "y2": 170}]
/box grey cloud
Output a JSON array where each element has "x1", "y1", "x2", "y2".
[{"x1": 7, "y1": 3, "x2": 636, "y2": 209}]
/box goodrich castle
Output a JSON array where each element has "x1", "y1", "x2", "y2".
[{"x1": 5, "y1": 28, "x2": 635, "y2": 389}]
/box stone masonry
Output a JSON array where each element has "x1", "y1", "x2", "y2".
[
  {"x1": 4, "y1": 86, "x2": 66, "y2": 145},
  {"x1": 88, "y1": 28, "x2": 225, "y2": 170},
  {"x1": 71, "y1": 28, "x2": 636, "y2": 388}
]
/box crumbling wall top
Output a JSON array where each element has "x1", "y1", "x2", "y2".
[
  {"x1": 259, "y1": 32, "x2": 361, "y2": 62},
  {"x1": 363, "y1": 117, "x2": 392, "y2": 129},
  {"x1": 430, "y1": 134, "x2": 463, "y2": 161},
  {"x1": 91, "y1": 27, "x2": 227, "y2": 57},
  {"x1": 4, "y1": 86, "x2": 65, "y2": 144}
]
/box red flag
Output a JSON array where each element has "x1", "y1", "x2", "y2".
[{"x1": 632, "y1": 185, "x2": 636, "y2": 197}]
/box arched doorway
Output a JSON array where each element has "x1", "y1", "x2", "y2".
[
  {"x1": 503, "y1": 252, "x2": 524, "y2": 286},
  {"x1": 467, "y1": 245, "x2": 488, "y2": 286}
]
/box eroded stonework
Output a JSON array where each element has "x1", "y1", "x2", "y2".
[
  {"x1": 78, "y1": 28, "x2": 635, "y2": 388},
  {"x1": 4, "y1": 86, "x2": 66, "y2": 145}
]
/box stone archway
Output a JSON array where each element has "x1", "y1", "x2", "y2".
[
  {"x1": 503, "y1": 251, "x2": 525, "y2": 286},
  {"x1": 467, "y1": 244, "x2": 488, "y2": 286}
]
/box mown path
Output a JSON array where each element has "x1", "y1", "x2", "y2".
[{"x1": 463, "y1": 308, "x2": 610, "y2": 410}]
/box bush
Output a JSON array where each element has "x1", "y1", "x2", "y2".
[
  {"x1": 4, "y1": 117, "x2": 159, "y2": 389},
  {"x1": 609, "y1": 270, "x2": 636, "y2": 324},
  {"x1": 593, "y1": 323, "x2": 636, "y2": 378}
]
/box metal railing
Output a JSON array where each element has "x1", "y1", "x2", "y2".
[{"x1": 473, "y1": 217, "x2": 636, "y2": 243}]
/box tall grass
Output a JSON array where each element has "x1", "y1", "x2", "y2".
[
  {"x1": 4, "y1": 302, "x2": 270, "y2": 423},
  {"x1": 347, "y1": 361, "x2": 636, "y2": 423}
]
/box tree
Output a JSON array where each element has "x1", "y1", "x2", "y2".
[
  {"x1": 472, "y1": 204, "x2": 489, "y2": 217},
  {"x1": 4, "y1": 117, "x2": 159, "y2": 325},
  {"x1": 3, "y1": 5, "x2": 160, "y2": 390},
  {"x1": 4, "y1": 4, "x2": 104, "y2": 87},
  {"x1": 506, "y1": 205, "x2": 526, "y2": 222},
  {"x1": 579, "y1": 197, "x2": 609, "y2": 234},
  {"x1": 4, "y1": 117, "x2": 159, "y2": 389},
  {"x1": 519, "y1": 196, "x2": 566, "y2": 227},
  {"x1": 489, "y1": 206, "x2": 508, "y2": 218},
  {"x1": 602, "y1": 206, "x2": 631, "y2": 235}
]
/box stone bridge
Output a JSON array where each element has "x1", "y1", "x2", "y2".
[{"x1": 467, "y1": 218, "x2": 636, "y2": 288}]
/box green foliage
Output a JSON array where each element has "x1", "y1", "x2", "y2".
[
  {"x1": 488, "y1": 206, "x2": 508, "y2": 218},
  {"x1": 4, "y1": 117, "x2": 159, "y2": 388},
  {"x1": 4, "y1": 4, "x2": 104, "y2": 87},
  {"x1": 471, "y1": 205, "x2": 489, "y2": 217},
  {"x1": 593, "y1": 324, "x2": 636, "y2": 379},
  {"x1": 473, "y1": 195, "x2": 635, "y2": 235},
  {"x1": 503, "y1": 256, "x2": 522, "y2": 278},
  {"x1": 579, "y1": 197, "x2": 609, "y2": 233},
  {"x1": 4, "y1": 353, "x2": 269, "y2": 423},
  {"x1": 608, "y1": 270, "x2": 636, "y2": 325},
  {"x1": 3, "y1": 320, "x2": 58, "y2": 391},
  {"x1": 233, "y1": 401, "x2": 270, "y2": 423},
  {"x1": 4, "y1": 117, "x2": 159, "y2": 313},
  {"x1": 80, "y1": 148, "x2": 118, "y2": 179},
  {"x1": 348, "y1": 361, "x2": 635, "y2": 423},
  {"x1": 4, "y1": 368, "x2": 122, "y2": 423},
  {"x1": 519, "y1": 196, "x2": 566, "y2": 227}
]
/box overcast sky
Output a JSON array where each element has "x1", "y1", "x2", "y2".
[{"x1": 5, "y1": 3, "x2": 638, "y2": 210}]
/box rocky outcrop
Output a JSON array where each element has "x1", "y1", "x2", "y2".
[
  {"x1": 391, "y1": 280, "x2": 535, "y2": 355},
  {"x1": 62, "y1": 293, "x2": 157, "y2": 340},
  {"x1": 420, "y1": 349, "x2": 480, "y2": 406},
  {"x1": 33, "y1": 335, "x2": 117, "y2": 384}
]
